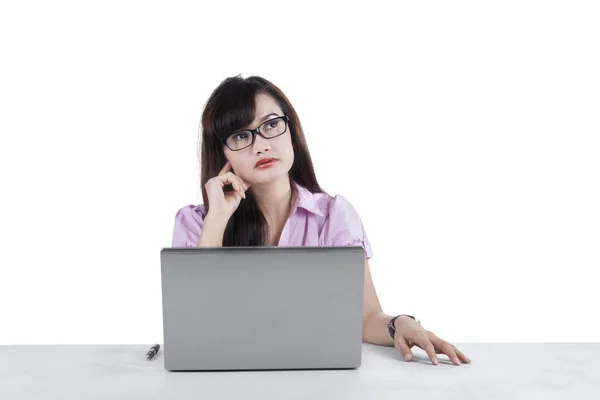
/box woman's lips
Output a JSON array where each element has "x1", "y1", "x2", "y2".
[{"x1": 255, "y1": 158, "x2": 278, "y2": 168}]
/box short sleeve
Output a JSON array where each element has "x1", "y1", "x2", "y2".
[
  {"x1": 171, "y1": 205, "x2": 207, "y2": 248},
  {"x1": 321, "y1": 195, "x2": 373, "y2": 259}
]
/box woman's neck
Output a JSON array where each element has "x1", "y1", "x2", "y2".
[{"x1": 252, "y1": 177, "x2": 294, "y2": 226}]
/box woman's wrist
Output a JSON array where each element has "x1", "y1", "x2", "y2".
[
  {"x1": 393, "y1": 314, "x2": 420, "y2": 330},
  {"x1": 204, "y1": 211, "x2": 231, "y2": 226}
]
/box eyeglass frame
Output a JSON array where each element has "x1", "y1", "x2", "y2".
[{"x1": 222, "y1": 114, "x2": 290, "y2": 151}]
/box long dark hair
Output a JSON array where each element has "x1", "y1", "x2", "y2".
[{"x1": 199, "y1": 74, "x2": 326, "y2": 246}]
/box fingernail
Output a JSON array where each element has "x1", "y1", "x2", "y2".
[
  {"x1": 404, "y1": 354, "x2": 410, "y2": 361},
  {"x1": 433, "y1": 357, "x2": 438, "y2": 365}
]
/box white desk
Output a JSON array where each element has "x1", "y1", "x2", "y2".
[{"x1": 1, "y1": 343, "x2": 599, "y2": 399}]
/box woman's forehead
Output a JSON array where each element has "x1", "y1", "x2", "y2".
[
  {"x1": 247, "y1": 94, "x2": 282, "y2": 127},
  {"x1": 255, "y1": 93, "x2": 281, "y2": 113}
]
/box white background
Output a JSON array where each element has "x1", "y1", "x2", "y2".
[{"x1": 0, "y1": 0, "x2": 598, "y2": 344}]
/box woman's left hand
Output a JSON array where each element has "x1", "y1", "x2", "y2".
[{"x1": 393, "y1": 316, "x2": 472, "y2": 366}]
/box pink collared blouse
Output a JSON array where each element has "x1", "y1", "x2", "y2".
[{"x1": 171, "y1": 181, "x2": 373, "y2": 259}]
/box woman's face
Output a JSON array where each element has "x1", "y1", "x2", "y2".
[{"x1": 223, "y1": 93, "x2": 294, "y2": 185}]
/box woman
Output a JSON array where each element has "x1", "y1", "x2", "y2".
[{"x1": 172, "y1": 74, "x2": 471, "y2": 366}]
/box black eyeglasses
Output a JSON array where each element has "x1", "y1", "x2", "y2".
[{"x1": 222, "y1": 115, "x2": 290, "y2": 151}]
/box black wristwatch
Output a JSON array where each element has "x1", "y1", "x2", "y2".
[{"x1": 387, "y1": 314, "x2": 421, "y2": 339}]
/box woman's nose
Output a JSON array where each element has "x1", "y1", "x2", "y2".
[{"x1": 253, "y1": 134, "x2": 271, "y2": 153}]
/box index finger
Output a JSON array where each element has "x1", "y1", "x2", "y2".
[{"x1": 219, "y1": 160, "x2": 232, "y2": 176}]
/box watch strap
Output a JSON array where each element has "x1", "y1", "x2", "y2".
[{"x1": 387, "y1": 314, "x2": 420, "y2": 339}]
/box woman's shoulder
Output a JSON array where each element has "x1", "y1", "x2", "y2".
[
  {"x1": 311, "y1": 191, "x2": 360, "y2": 219},
  {"x1": 174, "y1": 203, "x2": 208, "y2": 225},
  {"x1": 171, "y1": 203, "x2": 207, "y2": 247},
  {"x1": 311, "y1": 190, "x2": 372, "y2": 258}
]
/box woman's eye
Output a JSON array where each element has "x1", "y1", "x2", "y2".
[{"x1": 266, "y1": 120, "x2": 279, "y2": 130}]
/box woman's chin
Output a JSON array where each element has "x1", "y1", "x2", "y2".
[{"x1": 251, "y1": 171, "x2": 289, "y2": 185}]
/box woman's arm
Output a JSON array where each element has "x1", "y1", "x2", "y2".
[
  {"x1": 361, "y1": 258, "x2": 397, "y2": 346},
  {"x1": 196, "y1": 213, "x2": 228, "y2": 247}
]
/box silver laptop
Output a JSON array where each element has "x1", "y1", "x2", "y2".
[{"x1": 160, "y1": 246, "x2": 365, "y2": 371}]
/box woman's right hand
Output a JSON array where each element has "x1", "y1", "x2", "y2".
[{"x1": 204, "y1": 161, "x2": 251, "y2": 220}]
